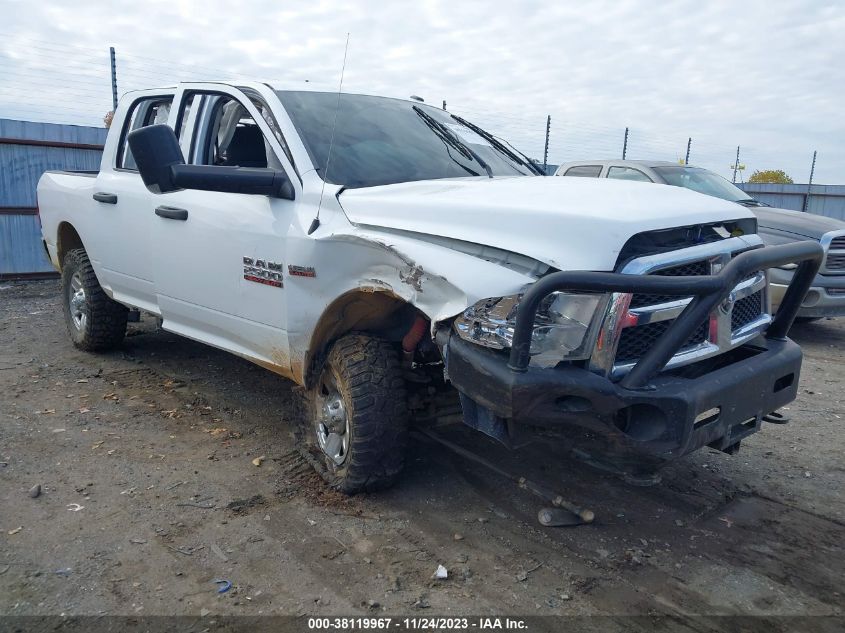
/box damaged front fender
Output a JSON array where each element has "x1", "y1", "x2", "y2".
[{"x1": 285, "y1": 228, "x2": 539, "y2": 385}]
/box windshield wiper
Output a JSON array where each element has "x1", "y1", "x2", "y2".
[
  {"x1": 412, "y1": 108, "x2": 481, "y2": 177},
  {"x1": 492, "y1": 133, "x2": 547, "y2": 176},
  {"x1": 413, "y1": 106, "x2": 492, "y2": 178},
  {"x1": 449, "y1": 114, "x2": 546, "y2": 176},
  {"x1": 734, "y1": 198, "x2": 764, "y2": 207}
]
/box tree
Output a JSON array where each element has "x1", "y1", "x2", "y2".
[{"x1": 748, "y1": 169, "x2": 793, "y2": 184}]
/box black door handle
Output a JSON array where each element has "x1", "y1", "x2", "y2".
[
  {"x1": 93, "y1": 192, "x2": 118, "y2": 204},
  {"x1": 155, "y1": 206, "x2": 189, "y2": 221}
]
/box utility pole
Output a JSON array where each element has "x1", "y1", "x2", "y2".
[
  {"x1": 543, "y1": 115, "x2": 551, "y2": 174},
  {"x1": 685, "y1": 137, "x2": 692, "y2": 165},
  {"x1": 732, "y1": 146, "x2": 740, "y2": 183},
  {"x1": 109, "y1": 46, "x2": 118, "y2": 111},
  {"x1": 622, "y1": 127, "x2": 629, "y2": 160},
  {"x1": 804, "y1": 150, "x2": 817, "y2": 212}
]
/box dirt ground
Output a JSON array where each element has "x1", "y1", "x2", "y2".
[{"x1": 1, "y1": 280, "x2": 843, "y2": 622}]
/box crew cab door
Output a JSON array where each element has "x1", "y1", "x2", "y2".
[
  {"x1": 93, "y1": 92, "x2": 174, "y2": 312},
  {"x1": 151, "y1": 86, "x2": 300, "y2": 376}
]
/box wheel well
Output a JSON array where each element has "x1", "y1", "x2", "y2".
[
  {"x1": 303, "y1": 289, "x2": 422, "y2": 388},
  {"x1": 56, "y1": 222, "x2": 84, "y2": 269}
]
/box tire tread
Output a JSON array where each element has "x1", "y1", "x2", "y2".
[
  {"x1": 62, "y1": 248, "x2": 128, "y2": 351},
  {"x1": 311, "y1": 333, "x2": 408, "y2": 494}
]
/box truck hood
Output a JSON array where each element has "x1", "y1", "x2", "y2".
[
  {"x1": 338, "y1": 176, "x2": 755, "y2": 271},
  {"x1": 753, "y1": 207, "x2": 845, "y2": 240}
]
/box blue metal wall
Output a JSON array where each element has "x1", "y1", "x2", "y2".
[
  {"x1": 738, "y1": 183, "x2": 845, "y2": 221},
  {"x1": 0, "y1": 118, "x2": 106, "y2": 279}
]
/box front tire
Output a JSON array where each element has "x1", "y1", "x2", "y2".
[
  {"x1": 61, "y1": 248, "x2": 128, "y2": 351},
  {"x1": 307, "y1": 334, "x2": 408, "y2": 494}
]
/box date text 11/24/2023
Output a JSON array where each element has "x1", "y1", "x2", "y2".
[{"x1": 307, "y1": 617, "x2": 528, "y2": 630}]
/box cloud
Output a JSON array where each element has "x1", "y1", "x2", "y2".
[{"x1": 1, "y1": 0, "x2": 842, "y2": 182}]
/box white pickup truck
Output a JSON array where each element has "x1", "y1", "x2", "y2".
[{"x1": 38, "y1": 81, "x2": 823, "y2": 492}]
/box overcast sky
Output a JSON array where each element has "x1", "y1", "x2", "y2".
[{"x1": 1, "y1": 0, "x2": 842, "y2": 183}]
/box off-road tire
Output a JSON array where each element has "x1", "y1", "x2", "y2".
[
  {"x1": 62, "y1": 248, "x2": 128, "y2": 351},
  {"x1": 306, "y1": 334, "x2": 408, "y2": 494}
]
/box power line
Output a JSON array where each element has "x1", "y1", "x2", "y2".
[{"x1": 0, "y1": 41, "x2": 822, "y2": 180}]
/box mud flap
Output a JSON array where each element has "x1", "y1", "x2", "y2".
[{"x1": 457, "y1": 392, "x2": 510, "y2": 447}]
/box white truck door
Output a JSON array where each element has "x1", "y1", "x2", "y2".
[
  {"x1": 150, "y1": 87, "x2": 300, "y2": 378},
  {"x1": 93, "y1": 92, "x2": 174, "y2": 313}
]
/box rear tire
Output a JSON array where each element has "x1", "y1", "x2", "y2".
[
  {"x1": 306, "y1": 334, "x2": 408, "y2": 494},
  {"x1": 61, "y1": 248, "x2": 128, "y2": 351}
]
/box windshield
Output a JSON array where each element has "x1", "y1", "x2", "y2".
[
  {"x1": 277, "y1": 91, "x2": 535, "y2": 188},
  {"x1": 653, "y1": 166, "x2": 754, "y2": 203}
]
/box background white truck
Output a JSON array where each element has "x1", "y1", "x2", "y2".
[{"x1": 37, "y1": 81, "x2": 823, "y2": 492}]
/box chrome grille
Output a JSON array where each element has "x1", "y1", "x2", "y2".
[
  {"x1": 830, "y1": 236, "x2": 845, "y2": 250},
  {"x1": 826, "y1": 253, "x2": 845, "y2": 271},
  {"x1": 653, "y1": 261, "x2": 710, "y2": 277},
  {"x1": 629, "y1": 260, "x2": 707, "y2": 308},
  {"x1": 822, "y1": 231, "x2": 845, "y2": 274},
  {"x1": 629, "y1": 292, "x2": 688, "y2": 308},
  {"x1": 616, "y1": 321, "x2": 708, "y2": 364},
  {"x1": 588, "y1": 235, "x2": 772, "y2": 380},
  {"x1": 731, "y1": 290, "x2": 764, "y2": 330}
]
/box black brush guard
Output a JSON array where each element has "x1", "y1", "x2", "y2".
[
  {"x1": 441, "y1": 241, "x2": 824, "y2": 467},
  {"x1": 507, "y1": 241, "x2": 824, "y2": 389}
]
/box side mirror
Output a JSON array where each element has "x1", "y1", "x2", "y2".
[
  {"x1": 127, "y1": 124, "x2": 295, "y2": 200},
  {"x1": 127, "y1": 124, "x2": 184, "y2": 194}
]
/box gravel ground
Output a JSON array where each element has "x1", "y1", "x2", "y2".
[{"x1": 1, "y1": 280, "x2": 843, "y2": 623}]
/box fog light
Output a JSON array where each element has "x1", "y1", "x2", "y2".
[{"x1": 802, "y1": 289, "x2": 821, "y2": 308}]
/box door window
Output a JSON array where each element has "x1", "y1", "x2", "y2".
[
  {"x1": 607, "y1": 166, "x2": 652, "y2": 182},
  {"x1": 178, "y1": 93, "x2": 280, "y2": 169},
  {"x1": 116, "y1": 96, "x2": 173, "y2": 170},
  {"x1": 562, "y1": 165, "x2": 602, "y2": 178}
]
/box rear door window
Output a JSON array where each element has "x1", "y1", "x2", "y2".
[
  {"x1": 563, "y1": 165, "x2": 602, "y2": 178},
  {"x1": 116, "y1": 96, "x2": 173, "y2": 170},
  {"x1": 607, "y1": 166, "x2": 653, "y2": 182}
]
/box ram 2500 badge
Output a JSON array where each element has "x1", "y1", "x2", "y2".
[{"x1": 37, "y1": 82, "x2": 822, "y2": 492}]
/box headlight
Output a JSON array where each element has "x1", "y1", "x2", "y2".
[{"x1": 453, "y1": 292, "x2": 605, "y2": 367}]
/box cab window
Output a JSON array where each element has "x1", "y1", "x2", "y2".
[{"x1": 607, "y1": 166, "x2": 652, "y2": 182}]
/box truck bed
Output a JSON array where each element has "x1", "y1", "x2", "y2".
[
  {"x1": 45, "y1": 169, "x2": 99, "y2": 176},
  {"x1": 37, "y1": 170, "x2": 100, "y2": 270}
]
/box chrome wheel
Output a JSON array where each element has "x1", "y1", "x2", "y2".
[
  {"x1": 68, "y1": 272, "x2": 88, "y2": 331},
  {"x1": 315, "y1": 372, "x2": 350, "y2": 466}
]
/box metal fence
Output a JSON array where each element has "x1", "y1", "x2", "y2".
[
  {"x1": 0, "y1": 118, "x2": 106, "y2": 279},
  {"x1": 1, "y1": 112, "x2": 843, "y2": 282},
  {"x1": 738, "y1": 183, "x2": 845, "y2": 221}
]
